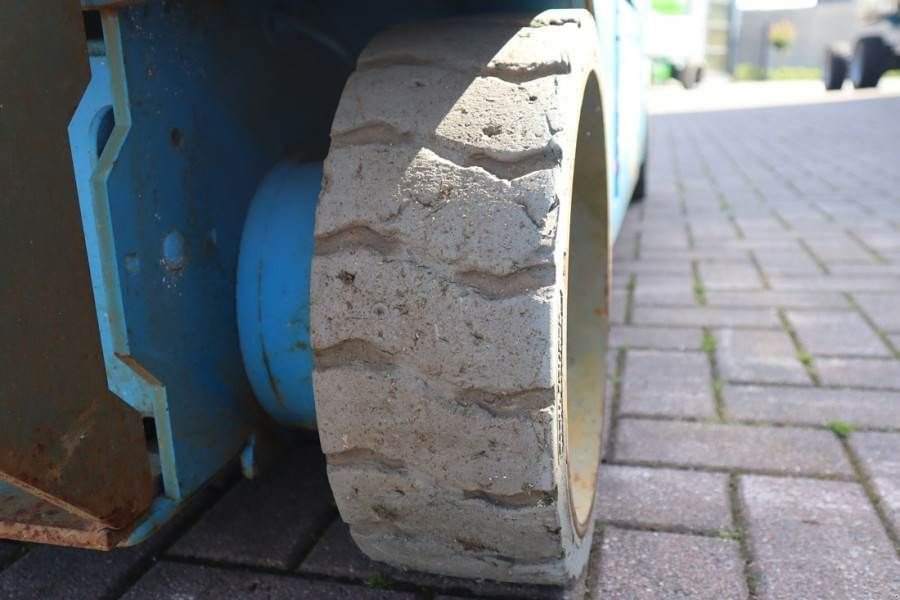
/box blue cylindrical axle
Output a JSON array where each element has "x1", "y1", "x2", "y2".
[{"x1": 236, "y1": 161, "x2": 322, "y2": 428}]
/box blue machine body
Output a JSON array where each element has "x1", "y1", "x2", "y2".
[{"x1": 67, "y1": 0, "x2": 647, "y2": 543}]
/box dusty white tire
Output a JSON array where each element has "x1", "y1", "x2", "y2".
[{"x1": 311, "y1": 9, "x2": 611, "y2": 585}]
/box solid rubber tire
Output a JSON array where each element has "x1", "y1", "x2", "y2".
[{"x1": 310, "y1": 10, "x2": 611, "y2": 585}]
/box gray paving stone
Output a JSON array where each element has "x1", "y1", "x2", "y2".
[
  {"x1": 621, "y1": 350, "x2": 716, "y2": 418},
  {"x1": 705, "y1": 290, "x2": 848, "y2": 309},
  {"x1": 123, "y1": 561, "x2": 413, "y2": 600},
  {"x1": 699, "y1": 260, "x2": 763, "y2": 291},
  {"x1": 298, "y1": 520, "x2": 556, "y2": 599},
  {"x1": 0, "y1": 542, "x2": 18, "y2": 566},
  {"x1": 849, "y1": 432, "x2": 900, "y2": 536},
  {"x1": 769, "y1": 275, "x2": 900, "y2": 292},
  {"x1": 786, "y1": 310, "x2": 890, "y2": 357},
  {"x1": 803, "y1": 236, "x2": 876, "y2": 264},
  {"x1": 614, "y1": 419, "x2": 852, "y2": 477},
  {"x1": 611, "y1": 288, "x2": 628, "y2": 325},
  {"x1": 724, "y1": 384, "x2": 900, "y2": 429},
  {"x1": 596, "y1": 465, "x2": 732, "y2": 531},
  {"x1": 741, "y1": 476, "x2": 900, "y2": 600},
  {"x1": 632, "y1": 275, "x2": 696, "y2": 306},
  {"x1": 0, "y1": 545, "x2": 160, "y2": 600},
  {"x1": 816, "y1": 357, "x2": 900, "y2": 390},
  {"x1": 830, "y1": 263, "x2": 900, "y2": 277},
  {"x1": 715, "y1": 329, "x2": 810, "y2": 385},
  {"x1": 168, "y1": 443, "x2": 334, "y2": 568},
  {"x1": 891, "y1": 334, "x2": 900, "y2": 351},
  {"x1": 632, "y1": 306, "x2": 780, "y2": 329},
  {"x1": 854, "y1": 292, "x2": 900, "y2": 333},
  {"x1": 615, "y1": 260, "x2": 692, "y2": 277},
  {"x1": 593, "y1": 528, "x2": 747, "y2": 600},
  {"x1": 752, "y1": 248, "x2": 825, "y2": 276},
  {"x1": 640, "y1": 228, "x2": 690, "y2": 251},
  {"x1": 610, "y1": 325, "x2": 702, "y2": 351}
]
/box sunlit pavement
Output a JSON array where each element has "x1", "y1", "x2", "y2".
[
  {"x1": 1, "y1": 81, "x2": 898, "y2": 599},
  {"x1": 649, "y1": 76, "x2": 900, "y2": 114},
  {"x1": 606, "y1": 79, "x2": 900, "y2": 599}
]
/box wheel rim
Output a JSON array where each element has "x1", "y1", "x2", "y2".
[{"x1": 565, "y1": 71, "x2": 609, "y2": 535}]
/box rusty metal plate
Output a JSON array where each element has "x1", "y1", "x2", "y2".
[{"x1": 0, "y1": 1, "x2": 154, "y2": 536}]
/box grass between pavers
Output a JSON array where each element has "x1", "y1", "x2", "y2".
[
  {"x1": 700, "y1": 327, "x2": 726, "y2": 422},
  {"x1": 727, "y1": 474, "x2": 760, "y2": 598},
  {"x1": 747, "y1": 250, "x2": 772, "y2": 290},
  {"x1": 624, "y1": 274, "x2": 637, "y2": 325},
  {"x1": 364, "y1": 574, "x2": 392, "y2": 589},
  {"x1": 826, "y1": 421, "x2": 855, "y2": 439},
  {"x1": 691, "y1": 262, "x2": 707, "y2": 306},
  {"x1": 777, "y1": 309, "x2": 821, "y2": 385}
]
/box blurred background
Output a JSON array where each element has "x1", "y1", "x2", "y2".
[{"x1": 645, "y1": 0, "x2": 900, "y2": 88}]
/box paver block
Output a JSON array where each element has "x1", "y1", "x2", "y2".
[
  {"x1": 611, "y1": 288, "x2": 628, "y2": 324},
  {"x1": 724, "y1": 384, "x2": 900, "y2": 429},
  {"x1": 610, "y1": 325, "x2": 701, "y2": 351},
  {"x1": 816, "y1": 357, "x2": 900, "y2": 390},
  {"x1": 705, "y1": 290, "x2": 848, "y2": 309},
  {"x1": 786, "y1": 310, "x2": 890, "y2": 357},
  {"x1": 594, "y1": 528, "x2": 747, "y2": 600},
  {"x1": 632, "y1": 306, "x2": 779, "y2": 329},
  {"x1": 298, "y1": 520, "x2": 556, "y2": 600},
  {"x1": 768, "y1": 276, "x2": 900, "y2": 293},
  {"x1": 803, "y1": 237, "x2": 875, "y2": 264},
  {"x1": 168, "y1": 443, "x2": 334, "y2": 568},
  {"x1": 640, "y1": 229, "x2": 690, "y2": 251},
  {"x1": 614, "y1": 419, "x2": 852, "y2": 477},
  {"x1": 0, "y1": 543, "x2": 18, "y2": 567},
  {"x1": 621, "y1": 350, "x2": 716, "y2": 418},
  {"x1": 715, "y1": 329, "x2": 810, "y2": 385},
  {"x1": 698, "y1": 260, "x2": 763, "y2": 291},
  {"x1": 853, "y1": 293, "x2": 900, "y2": 333},
  {"x1": 615, "y1": 260, "x2": 692, "y2": 277},
  {"x1": 123, "y1": 561, "x2": 415, "y2": 599},
  {"x1": 849, "y1": 432, "x2": 900, "y2": 536},
  {"x1": 632, "y1": 275, "x2": 696, "y2": 306},
  {"x1": 741, "y1": 475, "x2": 900, "y2": 600},
  {"x1": 596, "y1": 465, "x2": 732, "y2": 531},
  {"x1": 752, "y1": 248, "x2": 824, "y2": 276}
]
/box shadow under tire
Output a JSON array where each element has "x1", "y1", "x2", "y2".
[{"x1": 310, "y1": 10, "x2": 611, "y2": 585}]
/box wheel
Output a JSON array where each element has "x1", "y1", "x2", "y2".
[
  {"x1": 823, "y1": 45, "x2": 848, "y2": 90},
  {"x1": 849, "y1": 37, "x2": 888, "y2": 89},
  {"x1": 311, "y1": 10, "x2": 610, "y2": 585},
  {"x1": 679, "y1": 65, "x2": 698, "y2": 89}
]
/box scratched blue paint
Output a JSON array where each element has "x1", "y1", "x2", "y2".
[{"x1": 237, "y1": 162, "x2": 321, "y2": 428}]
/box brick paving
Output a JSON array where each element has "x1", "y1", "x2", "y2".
[{"x1": 1, "y1": 82, "x2": 899, "y2": 598}]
